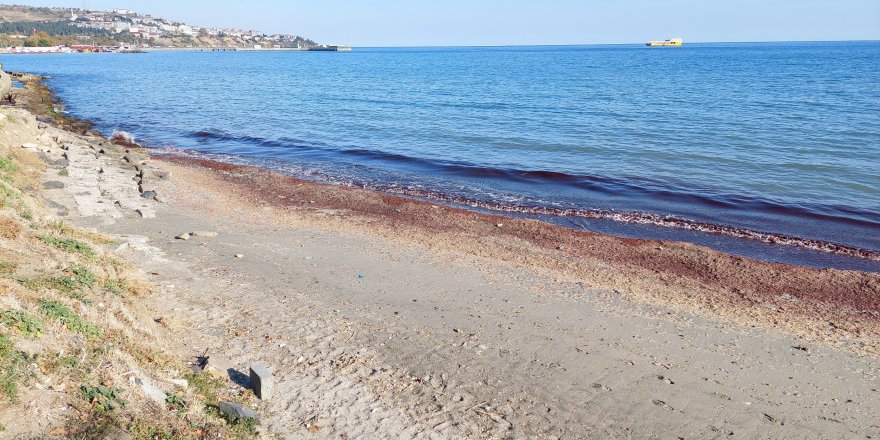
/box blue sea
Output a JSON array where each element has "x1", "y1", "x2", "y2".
[{"x1": 3, "y1": 42, "x2": 879, "y2": 271}]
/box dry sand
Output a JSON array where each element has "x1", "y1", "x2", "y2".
[
  {"x1": 3, "y1": 71, "x2": 879, "y2": 438},
  {"x1": 37, "y1": 149, "x2": 879, "y2": 438}
]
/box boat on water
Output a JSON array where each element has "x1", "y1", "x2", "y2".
[{"x1": 646, "y1": 37, "x2": 683, "y2": 47}]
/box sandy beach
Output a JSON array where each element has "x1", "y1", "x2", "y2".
[{"x1": 1, "y1": 71, "x2": 879, "y2": 438}]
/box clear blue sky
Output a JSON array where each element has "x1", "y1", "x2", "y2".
[{"x1": 11, "y1": 0, "x2": 880, "y2": 46}]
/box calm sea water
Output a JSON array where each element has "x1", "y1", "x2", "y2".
[{"x1": 3, "y1": 42, "x2": 879, "y2": 271}]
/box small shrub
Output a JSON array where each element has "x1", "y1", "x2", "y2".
[
  {"x1": 38, "y1": 300, "x2": 102, "y2": 338},
  {"x1": 69, "y1": 264, "x2": 98, "y2": 287},
  {"x1": 39, "y1": 235, "x2": 96, "y2": 258},
  {"x1": 165, "y1": 393, "x2": 188, "y2": 413},
  {"x1": 0, "y1": 310, "x2": 44, "y2": 337},
  {"x1": 80, "y1": 385, "x2": 127, "y2": 412},
  {"x1": 58, "y1": 168, "x2": 69, "y2": 177}
]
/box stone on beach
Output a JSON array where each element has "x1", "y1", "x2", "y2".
[
  {"x1": 219, "y1": 401, "x2": 260, "y2": 422},
  {"x1": 136, "y1": 208, "x2": 156, "y2": 219},
  {"x1": 141, "y1": 190, "x2": 157, "y2": 200},
  {"x1": 43, "y1": 181, "x2": 65, "y2": 190},
  {"x1": 249, "y1": 363, "x2": 274, "y2": 400},
  {"x1": 191, "y1": 231, "x2": 219, "y2": 238},
  {"x1": 175, "y1": 232, "x2": 191, "y2": 240}
]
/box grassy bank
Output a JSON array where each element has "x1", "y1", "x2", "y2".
[{"x1": 0, "y1": 70, "x2": 259, "y2": 438}]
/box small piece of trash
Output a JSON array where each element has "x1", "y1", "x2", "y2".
[{"x1": 356, "y1": 274, "x2": 365, "y2": 279}]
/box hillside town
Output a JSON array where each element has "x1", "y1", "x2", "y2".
[{"x1": 0, "y1": 4, "x2": 319, "y2": 52}]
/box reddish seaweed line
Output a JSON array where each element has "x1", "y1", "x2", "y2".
[
  {"x1": 372, "y1": 188, "x2": 880, "y2": 263},
  {"x1": 154, "y1": 149, "x2": 880, "y2": 263}
]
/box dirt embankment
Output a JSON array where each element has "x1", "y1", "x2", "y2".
[{"x1": 0, "y1": 74, "x2": 260, "y2": 438}]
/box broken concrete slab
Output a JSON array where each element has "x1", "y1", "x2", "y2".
[
  {"x1": 249, "y1": 363, "x2": 274, "y2": 400},
  {"x1": 134, "y1": 378, "x2": 167, "y2": 406},
  {"x1": 43, "y1": 181, "x2": 65, "y2": 190},
  {"x1": 218, "y1": 401, "x2": 260, "y2": 422},
  {"x1": 202, "y1": 356, "x2": 233, "y2": 381}
]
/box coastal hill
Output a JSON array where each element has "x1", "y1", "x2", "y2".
[{"x1": 0, "y1": 3, "x2": 317, "y2": 49}]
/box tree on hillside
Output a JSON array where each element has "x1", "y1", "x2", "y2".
[{"x1": 24, "y1": 31, "x2": 54, "y2": 47}]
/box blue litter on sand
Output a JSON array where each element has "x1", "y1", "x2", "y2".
[{"x1": 356, "y1": 274, "x2": 365, "y2": 279}]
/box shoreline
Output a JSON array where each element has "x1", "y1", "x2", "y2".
[
  {"x1": 11, "y1": 69, "x2": 880, "y2": 350},
  {"x1": 155, "y1": 145, "x2": 880, "y2": 269},
  {"x1": 158, "y1": 155, "x2": 880, "y2": 352},
  {"x1": 2, "y1": 69, "x2": 880, "y2": 437},
  {"x1": 10, "y1": 53, "x2": 880, "y2": 270}
]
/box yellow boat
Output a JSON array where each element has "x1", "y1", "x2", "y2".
[{"x1": 646, "y1": 37, "x2": 683, "y2": 47}]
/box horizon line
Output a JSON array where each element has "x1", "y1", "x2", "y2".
[{"x1": 336, "y1": 39, "x2": 879, "y2": 49}]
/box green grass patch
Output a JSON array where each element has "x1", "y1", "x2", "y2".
[
  {"x1": 38, "y1": 351, "x2": 81, "y2": 377},
  {"x1": 38, "y1": 300, "x2": 102, "y2": 338},
  {"x1": 0, "y1": 156, "x2": 15, "y2": 174},
  {"x1": 69, "y1": 264, "x2": 98, "y2": 287},
  {"x1": 39, "y1": 235, "x2": 96, "y2": 258},
  {"x1": 20, "y1": 265, "x2": 98, "y2": 303},
  {"x1": 103, "y1": 278, "x2": 123, "y2": 295},
  {"x1": 80, "y1": 385, "x2": 127, "y2": 412},
  {"x1": 184, "y1": 372, "x2": 223, "y2": 405},
  {"x1": 0, "y1": 310, "x2": 43, "y2": 338},
  {"x1": 0, "y1": 334, "x2": 30, "y2": 402}
]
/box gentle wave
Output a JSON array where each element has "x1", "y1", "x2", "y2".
[{"x1": 183, "y1": 129, "x2": 880, "y2": 231}]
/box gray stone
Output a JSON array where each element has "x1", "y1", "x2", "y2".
[
  {"x1": 249, "y1": 363, "x2": 274, "y2": 400},
  {"x1": 218, "y1": 401, "x2": 260, "y2": 422},
  {"x1": 141, "y1": 190, "x2": 157, "y2": 200},
  {"x1": 43, "y1": 181, "x2": 65, "y2": 190},
  {"x1": 135, "y1": 378, "x2": 167, "y2": 406}
]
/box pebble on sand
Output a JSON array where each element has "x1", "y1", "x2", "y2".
[
  {"x1": 175, "y1": 233, "x2": 191, "y2": 240},
  {"x1": 235, "y1": 254, "x2": 244, "y2": 259}
]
